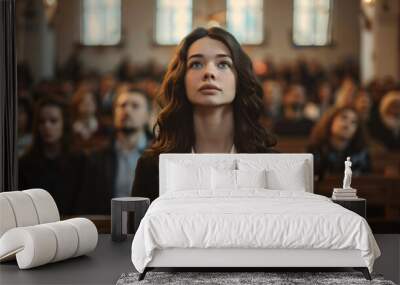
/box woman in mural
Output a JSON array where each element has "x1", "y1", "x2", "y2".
[{"x1": 131, "y1": 27, "x2": 277, "y2": 201}]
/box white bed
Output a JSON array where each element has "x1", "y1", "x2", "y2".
[{"x1": 131, "y1": 154, "x2": 380, "y2": 280}]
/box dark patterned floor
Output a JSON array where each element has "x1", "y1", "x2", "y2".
[{"x1": 117, "y1": 271, "x2": 396, "y2": 285}]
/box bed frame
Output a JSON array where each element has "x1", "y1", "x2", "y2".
[
  {"x1": 140, "y1": 248, "x2": 371, "y2": 280},
  {"x1": 138, "y1": 154, "x2": 372, "y2": 281}
]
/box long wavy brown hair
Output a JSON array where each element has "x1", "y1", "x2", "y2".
[
  {"x1": 309, "y1": 106, "x2": 368, "y2": 152},
  {"x1": 148, "y1": 27, "x2": 276, "y2": 155}
]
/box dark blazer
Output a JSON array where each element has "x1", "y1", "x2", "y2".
[
  {"x1": 76, "y1": 131, "x2": 153, "y2": 214},
  {"x1": 131, "y1": 147, "x2": 279, "y2": 203},
  {"x1": 76, "y1": 145, "x2": 117, "y2": 214},
  {"x1": 130, "y1": 152, "x2": 160, "y2": 202},
  {"x1": 18, "y1": 151, "x2": 86, "y2": 215}
]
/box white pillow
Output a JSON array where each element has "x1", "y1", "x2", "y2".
[
  {"x1": 266, "y1": 167, "x2": 306, "y2": 191},
  {"x1": 212, "y1": 168, "x2": 236, "y2": 189},
  {"x1": 165, "y1": 159, "x2": 236, "y2": 193},
  {"x1": 238, "y1": 159, "x2": 307, "y2": 191},
  {"x1": 211, "y1": 169, "x2": 268, "y2": 190},
  {"x1": 237, "y1": 169, "x2": 268, "y2": 188},
  {"x1": 167, "y1": 162, "x2": 212, "y2": 191}
]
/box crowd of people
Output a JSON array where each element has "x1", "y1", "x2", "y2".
[{"x1": 17, "y1": 38, "x2": 400, "y2": 215}]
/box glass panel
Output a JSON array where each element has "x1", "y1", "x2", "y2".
[
  {"x1": 227, "y1": 0, "x2": 263, "y2": 44},
  {"x1": 82, "y1": 0, "x2": 121, "y2": 45},
  {"x1": 155, "y1": 0, "x2": 192, "y2": 45},
  {"x1": 293, "y1": 0, "x2": 331, "y2": 46}
]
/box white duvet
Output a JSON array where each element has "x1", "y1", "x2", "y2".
[{"x1": 131, "y1": 190, "x2": 380, "y2": 273}]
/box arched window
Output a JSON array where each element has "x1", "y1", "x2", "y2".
[
  {"x1": 293, "y1": 0, "x2": 332, "y2": 46},
  {"x1": 81, "y1": 0, "x2": 122, "y2": 46},
  {"x1": 226, "y1": 0, "x2": 263, "y2": 44},
  {"x1": 155, "y1": 0, "x2": 193, "y2": 45}
]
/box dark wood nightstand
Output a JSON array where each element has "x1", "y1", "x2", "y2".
[
  {"x1": 111, "y1": 197, "x2": 150, "y2": 242},
  {"x1": 331, "y1": 198, "x2": 366, "y2": 218}
]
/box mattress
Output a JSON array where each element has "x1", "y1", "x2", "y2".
[{"x1": 131, "y1": 189, "x2": 380, "y2": 273}]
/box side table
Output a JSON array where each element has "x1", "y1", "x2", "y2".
[
  {"x1": 331, "y1": 198, "x2": 366, "y2": 219},
  {"x1": 111, "y1": 197, "x2": 150, "y2": 242}
]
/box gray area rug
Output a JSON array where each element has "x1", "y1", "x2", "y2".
[{"x1": 116, "y1": 272, "x2": 396, "y2": 285}]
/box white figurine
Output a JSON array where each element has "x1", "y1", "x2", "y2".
[{"x1": 342, "y1": 157, "x2": 352, "y2": 189}]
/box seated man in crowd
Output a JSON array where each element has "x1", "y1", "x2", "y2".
[
  {"x1": 76, "y1": 86, "x2": 153, "y2": 214},
  {"x1": 273, "y1": 84, "x2": 314, "y2": 136}
]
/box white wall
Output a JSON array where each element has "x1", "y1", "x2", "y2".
[{"x1": 53, "y1": 0, "x2": 361, "y2": 74}]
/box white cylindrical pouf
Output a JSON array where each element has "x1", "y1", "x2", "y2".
[
  {"x1": 65, "y1": 218, "x2": 98, "y2": 257},
  {"x1": 0, "y1": 191, "x2": 98, "y2": 269},
  {"x1": 1, "y1": 192, "x2": 39, "y2": 227},
  {"x1": 0, "y1": 195, "x2": 17, "y2": 237},
  {"x1": 0, "y1": 226, "x2": 57, "y2": 269},
  {"x1": 42, "y1": 221, "x2": 79, "y2": 262},
  {"x1": 23, "y1": 189, "x2": 60, "y2": 224}
]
